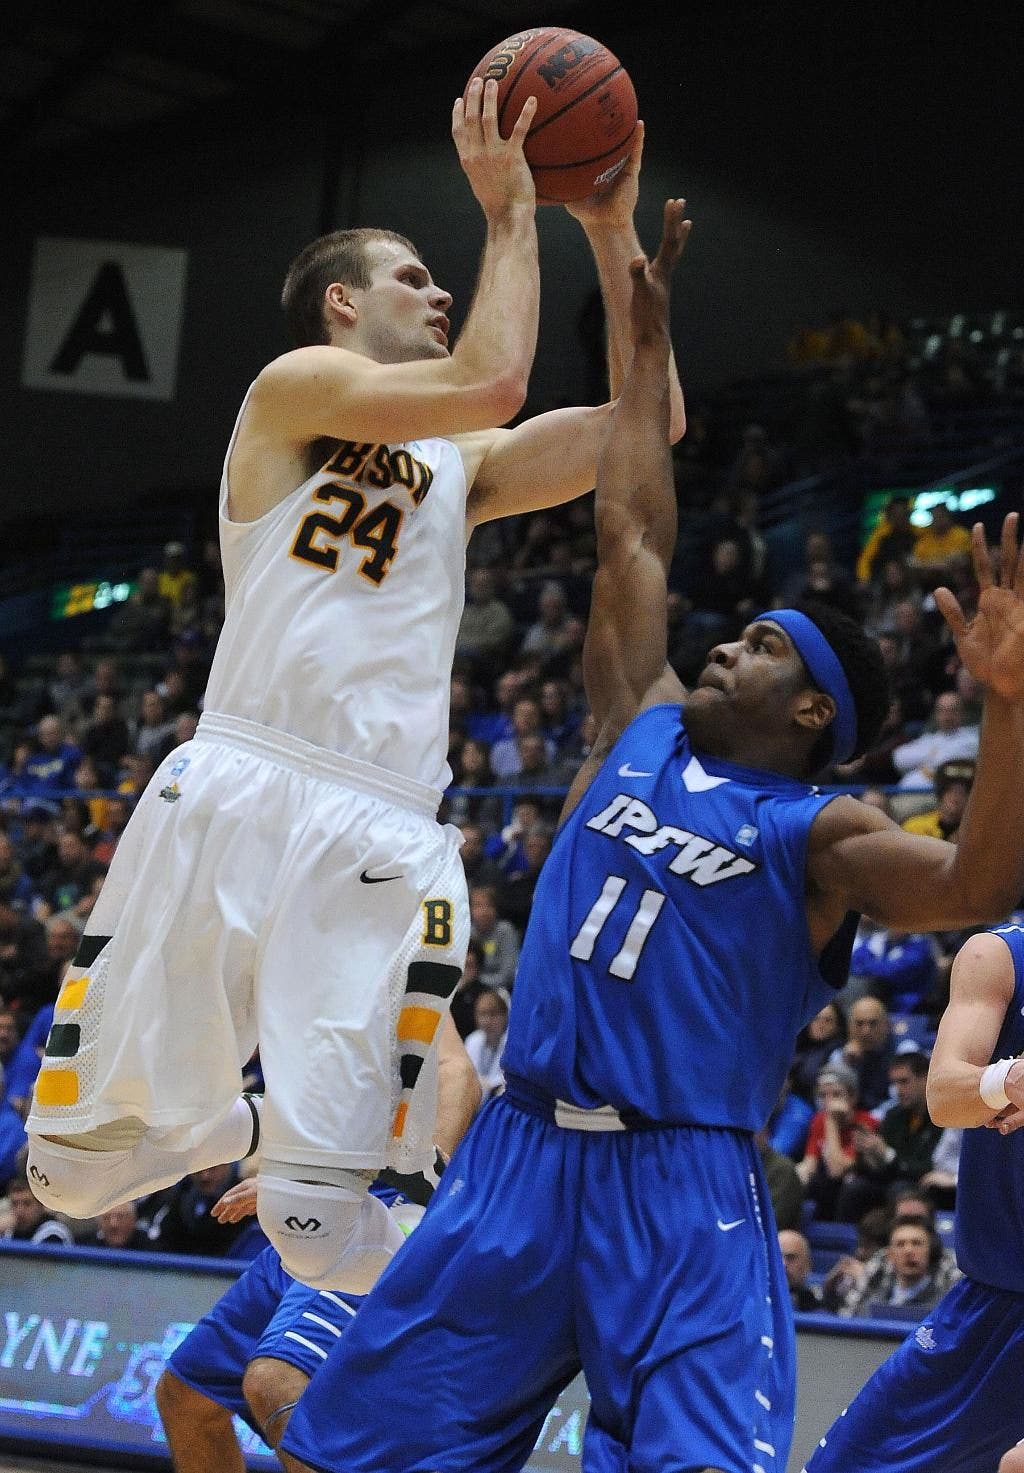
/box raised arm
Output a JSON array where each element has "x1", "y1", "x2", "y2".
[
  {"x1": 463, "y1": 130, "x2": 685, "y2": 528},
  {"x1": 926, "y1": 931, "x2": 1018, "y2": 1127},
  {"x1": 553, "y1": 202, "x2": 689, "y2": 823},
  {"x1": 809, "y1": 514, "x2": 1024, "y2": 932},
  {"x1": 567, "y1": 125, "x2": 686, "y2": 441},
  {"x1": 248, "y1": 79, "x2": 539, "y2": 451}
]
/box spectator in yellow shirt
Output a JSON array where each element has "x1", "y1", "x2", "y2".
[
  {"x1": 856, "y1": 495, "x2": 922, "y2": 583},
  {"x1": 157, "y1": 541, "x2": 198, "y2": 610},
  {"x1": 911, "y1": 502, "x2": 972, "y2": 581},
  {"x1": 901, "y1": 758, "x2": 975, "y2": 842}
]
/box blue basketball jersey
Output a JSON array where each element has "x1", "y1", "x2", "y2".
[
  {"x1": 501, "y1": 703, "x2": 855, "y2": 1128},
  {"x1": 955, "y1": 923, "x2": 1024, "y2": 1293}
]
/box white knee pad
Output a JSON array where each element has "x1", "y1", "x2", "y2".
[
  {"x1": 256, "y1": 1174, "x2": 407, "y2": 1293},
  {"x1": 26, "y1": 1136, "x2": 135, "y2": 1218}
]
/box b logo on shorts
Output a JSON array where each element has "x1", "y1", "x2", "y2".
[{"x1": 422, "y1": 899, "x2": 452, "y2": 948}]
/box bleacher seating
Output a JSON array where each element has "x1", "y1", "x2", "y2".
[
  {"x1": 935, "y1": 1212, "x2": 956, "y2": 1248},
  {"x1": 807, "y1": 1220, "x2": 859, "y2": 1276},
  {"x1": 890, "y1": 1013, "x2": 937, "y2": 1052}
]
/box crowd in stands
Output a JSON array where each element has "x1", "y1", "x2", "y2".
[{"x1": 1, "y1": 312, "x2": 1022, "y2": 1322}]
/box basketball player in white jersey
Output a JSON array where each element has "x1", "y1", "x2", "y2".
[{"x1": 26, "y1": 83, "x2": 683, "y2": 1294}]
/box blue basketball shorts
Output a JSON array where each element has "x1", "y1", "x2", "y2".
[
  {"x1": 804, "y1": 1276, "x2": 1024, "y2": 1473},
  {"x1": 282, "y1": 1093, "x2": 794, "y2": 1473},
  {"x1": 167, "y1": 1244, "x2": 363, "y2": 1431}
]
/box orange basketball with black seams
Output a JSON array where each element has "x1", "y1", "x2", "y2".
[{"x1": 465, "y1": 28, "x2": 638, "y2": 204}]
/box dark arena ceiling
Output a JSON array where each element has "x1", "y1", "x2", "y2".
[{"x1": 0, "y1": 0, "x2": 606, "y2": 171}]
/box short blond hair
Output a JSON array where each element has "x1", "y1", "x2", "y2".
[{"x1": 281, "y1": 227, "x2": 419, "y2": 346}]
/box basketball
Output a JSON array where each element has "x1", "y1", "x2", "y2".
[{"x1": 464, "y1": 28, "x2": 638, "y2": 204}]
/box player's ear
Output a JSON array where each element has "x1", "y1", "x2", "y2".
[
  {"x1": 793, "y1": 688, "x2": 835, "y2": 739},
  {"x1": 324, "y1": 282, "x2": 357, "y2": 329}
]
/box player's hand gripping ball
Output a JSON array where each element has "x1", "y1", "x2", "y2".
[{"x1": 465, "y1": 28, "x2": 638, "y2": 203}]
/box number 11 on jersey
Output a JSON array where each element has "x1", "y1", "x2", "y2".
[{"x1": 569, "y1": 875, "x2": 666, "y2": 982}]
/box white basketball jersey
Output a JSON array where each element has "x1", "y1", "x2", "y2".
[{"x1": 203, "y1": 391, "x2": 468, "y2": 791}]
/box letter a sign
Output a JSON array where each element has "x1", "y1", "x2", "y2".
[{"x1": 22, "y1": 237, "x2": 187, "y2": 401}]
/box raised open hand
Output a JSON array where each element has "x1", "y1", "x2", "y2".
[
  {"x1": 565, "y1": 121, "x2": 644, "y2": 230},
  {"x1": 628, "y1": 198, "x2": 691, "y2": 344},
  {"x1": 211, "y1": 1177, "x2": 257, "y2": 1223},
  {"x1": 453, "y1": 77, "x2": 537, "y2": 218},
  {"x1": 934, "y1": 513, "x2": 1024, "y2": 700}
]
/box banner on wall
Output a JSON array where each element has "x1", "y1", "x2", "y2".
[
  {"x1": 0, "y1": 1242, "x2": 589, "y2": 1470},
  {"x1": 21, "y1": 237, "x2": 188, "y2": 401}
]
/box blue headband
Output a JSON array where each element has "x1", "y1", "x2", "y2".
[{"x1": 755, "y1": 609, "x2": 858, "y2": 764}]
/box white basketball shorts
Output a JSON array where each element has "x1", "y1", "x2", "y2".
[{"x1": 27, "y1": 712, "x2": 469, "y2": 1176}]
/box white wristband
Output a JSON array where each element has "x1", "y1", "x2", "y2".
[{"x1": 979, "y1": 1058, "x2": 1016, "y2": 1111}]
